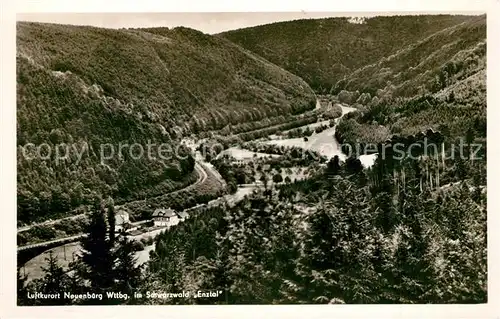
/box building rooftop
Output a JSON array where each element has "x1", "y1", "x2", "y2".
[{"x1": 152, "y1": 208, "x2": 176, "y2": 218}]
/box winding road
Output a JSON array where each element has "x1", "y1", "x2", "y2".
[
  {"x1": 115, "y1": 161, "x2": 208, "y2": 210},
  {"x1": 17, "y1": 101, "x2": 351, "y2": 234},
  {"x1": 19, "y1": 99, "x2": 357, "y2": 279},
  {"x1": 17, "y1": 100, "x2": 327, "y2": 234},
  {"x1": 17, "y1": 160, "x2": 208, "y2": 235},
  {"x1": 17, "y1": 234, "x2": 87, "y2": 251}
]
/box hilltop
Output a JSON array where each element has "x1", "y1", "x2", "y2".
[
  {"x1": 220, "y1": 14, "x2": 486, "y2": 147},
  {"x1": 341, "y1": 15, "x2": 486, "y2": 99},
  {"x1": 219, "y1": 15, "x2": 483, "y2": 94}
]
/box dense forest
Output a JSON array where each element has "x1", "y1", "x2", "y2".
[
  {"x1": 220, "y1": 15, "x2": 483, "y2": 95},
  {"x1": 20, "y1": 143, "x2": 486, "y2": 304},
  {"x1": 140, "y1": 162, "x2": 485, "y2": 304},
  {"x1": 341, "y1": 15, "x2": 486, "y2": 98},
  {"x1": 136, "y1": 51, "x2": 487, "y2": 303},
  {"x1": 17, "y1": 14, "x2": 487, "y2": 306},
  {"x1": 16, "y1": 22, "x2": 316, "y2": 224}
]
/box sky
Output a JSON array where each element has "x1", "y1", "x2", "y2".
[{"x1": 15, "y1": 12, "x2": 483, "y2": 34}]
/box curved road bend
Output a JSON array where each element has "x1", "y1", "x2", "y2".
[
  {"x1": 18, "y1": 161, "x2": 208, "y2": 234},
  {"x1": 18, "y1": 100, "x2": 327, "y2": 241}
]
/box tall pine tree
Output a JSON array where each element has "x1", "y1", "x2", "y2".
[
  {"x1": 114, "y1": 234, "x2": 142, "y2": 300},
  {"x1": 38, "y1": 250, "x2": 70, "y2": 305},
  {"x1": 79, "y1": 201, "x2": 115, "y2": 300}
]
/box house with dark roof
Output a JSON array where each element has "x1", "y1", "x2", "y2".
[{"x1": 152, "y1": 208, "x2": 178, "y2": 227}]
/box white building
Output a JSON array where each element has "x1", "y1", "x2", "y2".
[
  {"x1": 152, "y1": 208, "x2": 178, "y2": 227},
  {"x1": 114, "y1": 209, "x2": 130, "y2": 232}
]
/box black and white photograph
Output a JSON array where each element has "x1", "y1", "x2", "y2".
[{"x1": 4, "y1": 3, "x2": 494, "y2": 313}]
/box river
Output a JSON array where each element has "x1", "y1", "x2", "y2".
[
  {"x1": 264, "y1": 105, "x2": 377, "y2": 167},
  {"x1": 21, "y1": 103, "x2": 376, "y2": 281}
]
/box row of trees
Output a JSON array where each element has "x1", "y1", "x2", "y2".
[{"x1": 215, "y1": 114, "x2": 319, "y2": 144}]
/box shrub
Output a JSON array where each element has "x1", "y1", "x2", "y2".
[
  {"x1": 29, "y1": 225, "x2": 57, "y2": 241},
  {"x1": 272, "y1": 174, "x2": 284, "y2": 183},
  {"x1": 131, "y1": 240, "x2": 145, "y2": 252}
]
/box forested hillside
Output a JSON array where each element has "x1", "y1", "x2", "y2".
[
  {"x1": 220, "y1": 15, "x2": 482, "y2": 94},
  {"x1": 16, "y1": 22, "x2": 316, "y2": 224},
  {"x1": 334, "y1": 15, "x2": 486, "y2": 155},
  {"x1": 18, "y1": 14, "x2": 487, "y2": 306},
  {"x1": 341, "y1": 15, "x2": 486, "y2": 98},
  {"x1": 137, "y1": 14, "x2": 487, "y2": 304},
  {"x1": 139, "y1": 170, "x2": 486, "y2": 304},
  {"x1": 139, "y1": 53, "x2": 487, "y2": 303}
]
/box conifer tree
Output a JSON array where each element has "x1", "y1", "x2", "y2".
[
  {"x1": 67, "y1": 258, "x2": 87, "y2": 297},
  {"x1": 39, "y1": 250, "x2": 70, "y2": 305},
  {"x1": 79, "y1": 201, "x2": 115, "y2": 298},
  {"x1": 345, "y1": 156, "x2": 364, "y2": 175},
  {"x1": 114, "y1": 234, "x2": 142, "y2": 297},
  {"x1": 326, "y1": 155, "x2": 341, "y2": 176}
]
